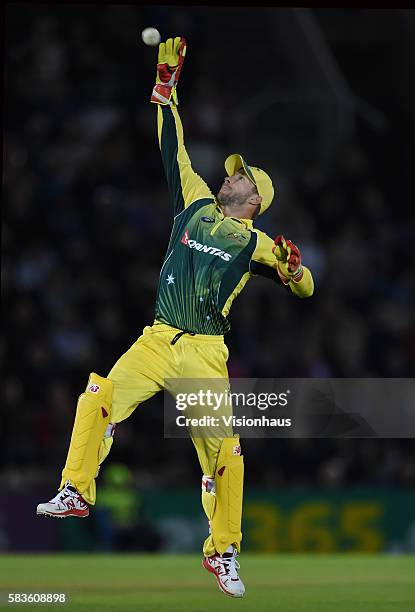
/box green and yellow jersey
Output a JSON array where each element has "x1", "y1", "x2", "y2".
[{"x1": 155, "y1": 105, "x2": 313, "y2": 335}]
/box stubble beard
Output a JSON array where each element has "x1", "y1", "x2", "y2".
[{"x1": 216, "y1": 191, "x2": 246, "y2": 210}]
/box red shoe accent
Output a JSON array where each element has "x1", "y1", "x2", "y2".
[{"x1": 58, "y1": 506, "x2": 89, "y2": 518}]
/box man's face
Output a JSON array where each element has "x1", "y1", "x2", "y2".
[{"x1": 217, "y1": 171, "x2": 257, "y2": 208}]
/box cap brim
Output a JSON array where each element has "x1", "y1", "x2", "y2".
[{"x1": 224, "y1": 154, "x2": 256, "y2": 187}]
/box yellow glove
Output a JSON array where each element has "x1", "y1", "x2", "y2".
[{"x1": 151, "y1": 37, "x2": 187, "y2": 105}]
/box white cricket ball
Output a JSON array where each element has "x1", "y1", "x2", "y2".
[{"x1": 141, "y1": 27, "x2": 161, "y2": 47}]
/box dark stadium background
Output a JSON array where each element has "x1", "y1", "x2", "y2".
[{"x1": 2, "y1": 5, "x2": 415, "y2": 553}]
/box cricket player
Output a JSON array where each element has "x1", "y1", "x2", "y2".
[{"x1": 36, "y1": 37, "x2": 314, "y2": 597}]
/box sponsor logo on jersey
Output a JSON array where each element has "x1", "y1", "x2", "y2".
[
  {"x1": 233, "y1": 444, "x2": 241, "y2": 456},
  {"x1": 201, "y1": 216, "x2": 215, "y2": 223},
  {"x1": 181, "y1": 229, "x2": 232, "y2": 262},
  {"x1": 181, "y1": 229, "x2": 190, "y2": 245},
  {"x1": 227, "y1": 232, "x2": 247, "y2": 243},
  {"x1": 88, "y1": 384, "x2": 100, "y2": 393}
]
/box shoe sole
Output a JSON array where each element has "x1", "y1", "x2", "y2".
[
  {"x1": 202, "y1": 558, "x2": 244, "y2": 598},
  {"x1": 36, "y1": 509, "x2": 89, "y2": 518}
]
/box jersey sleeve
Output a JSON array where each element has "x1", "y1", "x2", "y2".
[
  {"x1": 157, "y1": 105, "x2": 214, "y2": 216},
  {"x1": 250, "y1": 229, "x2": 314, "y2": 298},
  {"x1": 250, "y1": 230, "x2": 286, "y2": 286}
]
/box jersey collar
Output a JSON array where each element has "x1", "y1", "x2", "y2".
[{"x1": 215, "y1": 203, "x2": 254, "y2": 230}]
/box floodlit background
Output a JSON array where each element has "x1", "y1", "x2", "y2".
[{"x1": 2, "y1": 6, "x2": 415, "y2": 554}]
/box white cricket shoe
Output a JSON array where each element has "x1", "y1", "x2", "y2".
[
  {"x1": 202, "y1": 547, "x2": 245, "y2": 597},
  {"x1": 36, "y1": 481, "x2": 89, "y2": 518}
]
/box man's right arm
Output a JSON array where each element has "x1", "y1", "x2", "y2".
[
  {"x1": 151, "y1": 37, "x2": 213, "y2": 216},
  {"x1": 157, "y1": 104, "x2": 213, "y2": 216}
]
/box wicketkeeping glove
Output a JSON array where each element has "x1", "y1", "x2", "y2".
[
  {"x1": 151, "y1": 36, "x2": 187, "y2": 106},
  {"x1": 272, "y1": 235, "x2": 304, "y2": 283}
]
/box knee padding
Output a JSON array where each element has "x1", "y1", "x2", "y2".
[
  {"x1": 210, "y1": 436, "x2": 244, "y2": 554},
  {"x1": 60, "y1": 372, "x2": 113, "y2": 494}
]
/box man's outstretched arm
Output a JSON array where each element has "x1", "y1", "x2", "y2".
[{"x1": 151, "y1": 37, "x2": 213, "y2": 216}]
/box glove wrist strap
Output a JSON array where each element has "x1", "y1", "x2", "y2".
[
  {"x1": 291, "y1": 265, "x2": 304, "y2": 283},
  {"x1": 151, "y1": 84, "x2": 178, "y2": 106},
  {"x1": 277, "y1": 262, "x2": 304, "y2": 284}
]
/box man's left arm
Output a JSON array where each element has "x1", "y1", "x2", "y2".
[{"x1": 250, "y1": 230, "x2": 314, "y2": 298}]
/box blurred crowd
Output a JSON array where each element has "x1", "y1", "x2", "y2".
[{"x1": 3, "y1": 6, "x2": 415, "y2": 493}]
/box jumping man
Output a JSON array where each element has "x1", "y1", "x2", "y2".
[{"x1": 36, "y1": 37, "x2": 314, "y2": 598}]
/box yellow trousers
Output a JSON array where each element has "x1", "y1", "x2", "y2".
[{"x1": 81, "y1": 321, "x2": 240, "y2": 556}]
